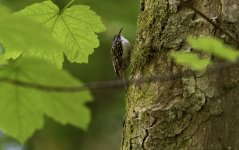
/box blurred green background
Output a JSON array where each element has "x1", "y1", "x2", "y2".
[{"x1": 0, "y1": 0, "x2": 138, "y2": 150}]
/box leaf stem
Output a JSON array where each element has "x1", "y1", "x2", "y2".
[{"x1": 61, "y1": 0, "x2": 75, "y2": 13}]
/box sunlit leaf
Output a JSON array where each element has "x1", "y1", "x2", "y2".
[
  {"x1": 0, "y1": 57, "x2": 92, "y2": 143},
  {"x1": 0, "y1": 43, "x2": 4, "y2": 54},
  {"x1": 170, "y1": 51, "x2": 211, "y2": 71},
  {"x1": 188, "y1": 36, "x2": 239, "y2": 62},
  {"x1": 16, "y1": 1, "x2": 106, "y2": 64},
  {"x1": 0, "y1": 5, "x2": 63, "y2": 67},
  {"x1": 0, "y1": 5, "x2": 11, "y2": 17}
]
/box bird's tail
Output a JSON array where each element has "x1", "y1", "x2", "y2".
[{"x1": 120, "y1": 71, "x2": 129, "y2": 90}]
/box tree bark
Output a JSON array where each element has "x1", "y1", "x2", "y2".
[{"x1": 122, "y1": 0, "x2": 239, "y2": 149}]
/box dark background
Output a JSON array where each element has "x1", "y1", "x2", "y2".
[{"x1": 0, "y1": 0, "x2": 138, "y2": 149}]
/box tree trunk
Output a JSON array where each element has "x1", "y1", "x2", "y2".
[{"x1": 122, "y1": 0, "x2": 239, "y2": 149}]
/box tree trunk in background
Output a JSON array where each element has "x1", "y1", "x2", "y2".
[{"x1": 122, "y1": 0, "x2": 239, "y2": 149}]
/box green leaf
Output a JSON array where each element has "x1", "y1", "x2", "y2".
[
  {"x1": 170, "y1": 51, "x2": 211, "y2": 71},
  {"x1": 0, "y1": 43, "x2": 4, "y2": 54},
  {"x1": 188, "y1": 36, "x2": 239, "y2": 62},
  {"x1": 16, "y1": 1, "x2": 106, "y2": 63},
  {"x1": 0, "y1": 57, "x2": 92, "y2": 143},
  {"x1": 0, "y1": 5, "x2": 11, "y2": 17},
  {"x1": 0, "y1": 5, "x2": 64, "y2": 67}
]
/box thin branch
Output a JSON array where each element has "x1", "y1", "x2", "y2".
[
  {"x1": 0, "y1": 62, "x2": 238, "y2": 92},
  {"x1": 180, "y1": 1, "x2": 239, "y2": 44}
]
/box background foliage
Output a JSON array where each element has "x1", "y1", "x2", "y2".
[
  {"x1": 0, "y1": 0, "x2": 138, "y2": 149},
  {"x1": 171, "y1": 36, "x2": 239, "y2": 71}
]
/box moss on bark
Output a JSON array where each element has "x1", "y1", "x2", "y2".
[{"x1": 122, "y1": 0, "x2": 239, "y2": 149}]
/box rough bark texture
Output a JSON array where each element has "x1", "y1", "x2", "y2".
[{"x1": 122, "y1": 0, "x2": 239, "y2": 149}]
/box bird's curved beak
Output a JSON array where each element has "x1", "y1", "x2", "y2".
[{"x1": 119, "y1": 27, "x2": 123, "y2": 35}]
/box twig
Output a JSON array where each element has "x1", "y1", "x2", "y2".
[
  {"x1": 0, "y1": 62, "x2": 237, "y2": 92},
  {"x1": 180, "y1": 1, "x2": 239, "y2": 44}
]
